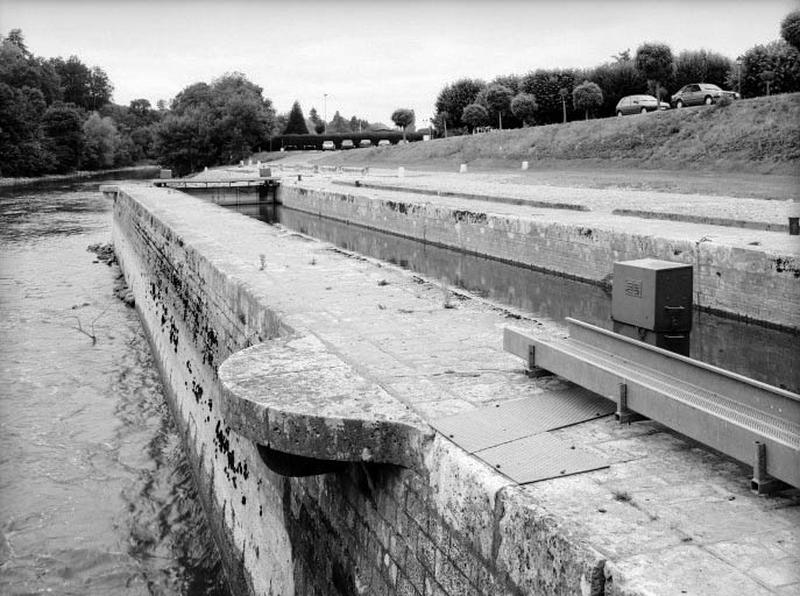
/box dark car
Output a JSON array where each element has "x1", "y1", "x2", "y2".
[
  {"x1": 671, "y1": 83, "x2": 739, "y2": 108},
  {"x1": 615, "y1": 94, "x2": 669, "y2": 116},
  {"x1": 341, "y1": 139, "x2": 354, "y2": 150}
]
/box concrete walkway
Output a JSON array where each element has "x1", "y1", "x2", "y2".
[{"x1": 154, "y1": 174, "x2": 800, "y2": 594}]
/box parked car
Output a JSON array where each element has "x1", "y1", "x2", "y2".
[
  {"x1": 341, "y1": 139, "x2": 354, "y2": 150},
  {"x1": 615, "y1": 94, "x2": 669, "y2": 116},
  {"x1": 671, "y1": 83, "x2": 740, "y2": 108},
  {"x1": 322, "y1": 140, "x2": 335, "y2": 151},
  {"x1": 359, "y1": 139, "x2": 373, "y2": 148},
  {"x1": 377, "y1": 139, "x2": 391, "y2": 147}
]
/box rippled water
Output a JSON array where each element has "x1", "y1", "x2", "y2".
[{"x1": 0, "y1": 181, "x2": 228, "y2": 595}]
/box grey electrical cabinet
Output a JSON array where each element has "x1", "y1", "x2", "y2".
[{"x1": 611, "y1": 259, "x2": 693, "y2": 332}]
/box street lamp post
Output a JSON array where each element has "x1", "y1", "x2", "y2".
[{"x1": 323, "y1": 94, "x2": 328, "y2": 127}]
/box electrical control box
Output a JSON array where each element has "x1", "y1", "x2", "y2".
[{"x1": 611, "y1": 259, "x2": 693, "y2": 332}]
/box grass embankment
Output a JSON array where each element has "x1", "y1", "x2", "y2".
[{"x1": 314, "y1": 94, "x2": 800, "y2": 176}]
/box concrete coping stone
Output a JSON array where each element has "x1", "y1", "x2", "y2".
[{"x1": 218, "y1": 333, "x2": 433, "y2": 471}]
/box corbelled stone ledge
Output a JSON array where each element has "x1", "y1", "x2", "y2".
[{"x1": 219, "y1": 334, "x2": 432, "y2": 472}]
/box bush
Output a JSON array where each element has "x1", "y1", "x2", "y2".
[
  {"x1": 715, "y1": 94, "x2": 733, "y2": 108},
  {"x1": 274, "y1": 132, "x2": 424, "y2": 150}
]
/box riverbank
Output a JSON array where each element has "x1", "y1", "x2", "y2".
[{"x1": 0, "y1": 165, "x2": 160, "y2": 189}]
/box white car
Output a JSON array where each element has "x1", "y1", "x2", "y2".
[
  {"x1": 322, "y1": 140, "x2": 335, "y2": 151},
  {"x1": 377, "y1": 139, "x2": 391, "y2": 147}
]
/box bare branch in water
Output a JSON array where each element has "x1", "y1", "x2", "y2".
[{"x1": 70, "y1": 306, "x2": 110, "y2": 345}]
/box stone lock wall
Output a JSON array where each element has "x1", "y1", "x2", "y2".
[
  {"x1": 108, "y1": 185, "x2": 607, "y2": 596},
  {"x1": 279, "y1": 185, "x2": 800, "y2": 331}
]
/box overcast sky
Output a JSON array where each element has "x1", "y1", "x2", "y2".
[{"x1": 1, "y1": 0, "x2": 796, "y2": 126}]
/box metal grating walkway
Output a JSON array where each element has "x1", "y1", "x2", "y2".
[{"x1": 430, "y1": 388, "x2": 615, "y2": 484}]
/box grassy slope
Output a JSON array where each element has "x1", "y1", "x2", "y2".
[{"x1": 312, "y1": 94, "x2": 800, "y2": 176}]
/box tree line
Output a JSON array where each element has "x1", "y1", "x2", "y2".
[
  {"x1": 0, "y1": 29, "x2": 166, "y2": 177},
  {"x1": 434, "y1": 10, "x2": 800, "y2": 134}
]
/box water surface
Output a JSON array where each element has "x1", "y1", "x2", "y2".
[{"x1": 0, "y1": 180, "x2": 228, "y2": 595}]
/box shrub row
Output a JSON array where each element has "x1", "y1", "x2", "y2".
[{"x1": 274, "y1": 132, "x2": 424, "y2": 150}]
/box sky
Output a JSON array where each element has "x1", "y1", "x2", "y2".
[{"x1": 1, "y1": 0, "x2": 797, "y2": 126}]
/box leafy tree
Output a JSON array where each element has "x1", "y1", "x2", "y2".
[
  {"x1": 156, "y1": 111, "x2": 211, "y2": 174},
  {"x1": 0, "y1": 83, "x2": 51, "y2": 176},
  {"x1": 157, "y1": 72, "x2": 274, "y2": 174},
  {"x1": 309, "y1": 107, "x2": 324, "y2": 133},
  {"x1": 585, "y1": 60, "x2": 647, "y2": 117},
  {"x1": 572, "y1": 80, "x2": 603, "y2": 120},
  {"x1": 559, "y1": 88, "x2": 569, "y2": 123},
  {"x1": 612, "y1": 49, "x2": 632, "y2": 63},
  {"x1": 328, "y1": 110, "x2": 351, "y2": 133},
  {"x1": 510, "y1": 93, "x2": 538, "y2": 126},
  {"x1": 82, "y1": 112, "x2": 121, "y2": 169},
  {"x1": 781, "y1": 10, "x2": 800, "y2": 51},
  {"x1": 673, "y1": 49, "x2": 732, "y2": 89},
  {"x1": 49, "y1": 56, "x2": 95, "y2": 110},
  {"x1": 434, "y1": 78, "x2": 486, "y2": 131},
  {"x1": 283, "y1": 100, "x2": 309, "y2": 134},
  {"x1": 736, "y1": 40, "x2": 800, "y2": 97},
  {"x1": 635, "y1": 43, "x2": 674, "y2": 100},
  {"x1": 484, "y1": 84, "x2": 513, "y2": 129},
  {"x1": 42, "y1": 102, "x2": 84, "y2": 173},
  {"x1": 461, "y1": 103, "x2": 489, "y2": 132},
  {"x1": 390, "y1": 108, "x2": 415, "y2": 141},
  {"x1": 520, "y1": 69, "x2": 578, "y2": 125},
  {"x1": 88, "y1": 66, "x2": 113, "y2": 110},
  {"x1": 0, "y1": 31, "x2": 62, "y2": 104}
]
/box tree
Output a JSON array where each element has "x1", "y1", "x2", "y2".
[
  {"x1": 283, "y1": 100, "x2": 309, "y2": 134},
  {"x1": 1, "y1": 30, "x2": 62, "y2": 104},
  {"x1": 50, "y1": 56, "x2": 92, "y2": 109},
  {"x1": 674, "y1": 49, "x2": 733, "y2": 90},
  {"x1": 612, "y1": 49, "x2": 632, "y2": 63},
  {"x1": 484, "y1": 84, "x2": 513, "y2": 129},
  {"x1": 559, "y1": 88, "x2": 569, "y2": 123},
  {"x1": 760, "y1": 70, "x2": 775, "y2": 95},
  {"x1": 520, "y1": 69, "x2": 579, "y2": 125},
  {"x1": 0, "y1": 83, "x2": 51, "y2": 176},
  {"x1": 461, "y1": 103, "x2": 489, "y2": 132},
  {"x1": 736, "y1": 40, "x2": 800, "y2": 97},
  {"x1": 157, "y1": 72, "x2": 274, "y2": 174},
  {"x1": 309, "y1": 107, "x2": 324, "y2": 133},
  {"x1": 781, "y1": 10, "x2": 800, "y2": 51},
  {"x1": 510, "y1": 93, "x2": 538, "y2": 126},
  {"x1": 584, "y1": 60, "x2": 646, "y2": 118},
  {"x1": 327, "y1": 111, "x2": 351, "y2": 133},
  {"x1": 88, "y1": 66, "x2": 113, "y2": 110},
  {"x1": 635, "y1": 43, "x2": 674, "y2": 100},
  {"x1": 390, "y1": 108, "x2": 415, "y2": 141},
  {"x1": 572, "y1": 81, "x2": 603, "y2": 120},
  {"x1": 434, "y1": 78, "x2": 485, "y2": 131},
  {"x1": 82, "y1": 112, "x2": 121, "y2": 169},
  {"x1": 42, "y1": 102, "x2": 84, "y2": 173}
]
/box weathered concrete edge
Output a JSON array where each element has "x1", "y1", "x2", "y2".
[
  {"x1": 106, "y1": 183, "x2": 631, "y2": 595},
  {"x1": 331, "y1": 178, "x2": 591, "y2": 211},
  {"x1": 218, "y1": 338, "x2": 434, "y2": 470},
  {"x1": 280, "y1": 183, "x2": 800, "y2": 331},
  {"x1": 612, "y1": 208, "x2": 790, "y2": 233}
]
